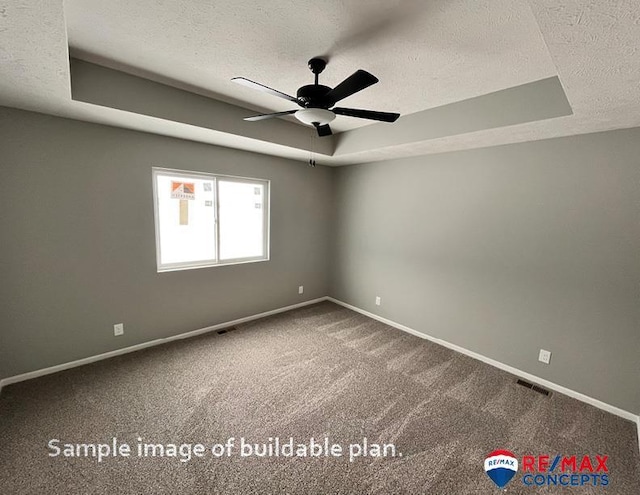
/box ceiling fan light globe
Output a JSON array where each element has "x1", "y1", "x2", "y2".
[{"x1": 295, "y1": 108, "x2": 336, "y2": 126}]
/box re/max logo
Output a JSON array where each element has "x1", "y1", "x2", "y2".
[
  {"x1": 486, "y1": 458, "x2": 516, "y2": 468},
  {"x1": 521, "y1": 455, "x2": 609, "y2": 487},
  {"x1": 522, "y1": 455, "x2": 608, "y2": 473}
]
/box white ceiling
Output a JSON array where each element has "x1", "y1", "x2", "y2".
[
  {"x1": 64, "y1": 0, "x2": 558, "y2": 132},
  {"x1": 1, "y1": 0, "x2": 639, "y2": 165}
]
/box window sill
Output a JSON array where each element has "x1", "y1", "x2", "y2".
[{"x1": 157, "y1": 257, "x2": 270, "y2": 273}]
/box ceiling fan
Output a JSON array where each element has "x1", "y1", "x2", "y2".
[{"x1": 232, "y1": 58, "x2": 400, "y2": 137}]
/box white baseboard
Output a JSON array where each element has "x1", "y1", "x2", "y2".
[
  {"x1": 0, "y1": 297, "x2": 328, "y2": 394},
  {"x1": 327, "y1": 297, "x2": 640, "y2": 425}
]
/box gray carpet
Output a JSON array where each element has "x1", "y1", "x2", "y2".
[{"x1": 0, "y1": 301, "x2": 638, "y2": 494}]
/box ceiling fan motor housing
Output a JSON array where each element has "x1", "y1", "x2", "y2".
[{"x1": 296, "y1": 85, "x2": 332, "y2": 108}]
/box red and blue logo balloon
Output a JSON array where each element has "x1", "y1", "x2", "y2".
[{"x1": 484, "y1": 450, "x2": 518, "y2": 488}]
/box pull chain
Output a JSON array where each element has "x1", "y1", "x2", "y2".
[{"x1": 309, "y1": 128, "x2": 317, "y2": 167}]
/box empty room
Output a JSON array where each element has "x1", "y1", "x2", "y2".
[{"x1": 1, "y1": 0, "x2": 639, "y2": 493}]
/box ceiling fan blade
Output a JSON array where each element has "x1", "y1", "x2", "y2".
[
  {"x1": 244, "y1": 110, "x2": 298, "y2": 122},
  {"x1": 332, "y1": 107, "x2": 400, "y2": 122},
  {"x1": 231, "y1": 77, "x2": 299, "y2": 103},
  {"x1": 313, "y1": 123, "x2": 333, "y2": 137},
  {"x1": 324, "y1": 70, "x2": 378, "y2": 104}
]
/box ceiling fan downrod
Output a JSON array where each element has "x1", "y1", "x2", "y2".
[{"x1": 308, "y1": 57, "x2": 326, "y2": 86}]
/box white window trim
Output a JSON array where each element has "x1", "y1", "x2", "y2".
[{"x1": 152, "y1": 167, "x2": 270, "y2": 272}]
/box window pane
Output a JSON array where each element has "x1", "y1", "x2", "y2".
[
  {"x1": 156, "y1": 174, "x2": 216, "y2": 265},
  {"x1": 219, "y1": 180, "x2": 265, "y2": 260}
]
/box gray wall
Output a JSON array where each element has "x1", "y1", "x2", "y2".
[
  {"x1": 0, "y1": 107, "x2": 333, "y2": 379},
  {"x1": 2, "y1": 104, "x2": 639, "y2": 415},
  {"x1": 332, "y1": 130, "x2": 640, "y2": 414}
]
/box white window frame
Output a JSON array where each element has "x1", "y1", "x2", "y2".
[{"x1": 152, "y1": 167, "x2": 270, "y2": 272}]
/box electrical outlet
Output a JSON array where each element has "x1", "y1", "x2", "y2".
[
  {"x1": 298, "y1": 285, "x2": 304, "y2": 295},
  {"x1": 375, "y1": 296, "x2": 381, "y2": 306},
  {"x1": 114, "y1": 323, "x2": 124, "y2": 336},
  {"x1": 538, "y1": 349, "x2": 551, "y2": 364}
]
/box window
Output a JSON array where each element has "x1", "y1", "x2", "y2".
[{"x1": 152, "y1": 168, "x2": 269, "y2": 271}]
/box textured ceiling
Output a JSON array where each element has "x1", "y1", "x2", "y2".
[
  {"x1": 0, "y1": 0, "x2": 639, "y2": 165},
  {"x1": 64, "y1": 0, "x2": 557, "y2": 132}
]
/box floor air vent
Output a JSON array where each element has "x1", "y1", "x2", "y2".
[
  {"x1": 516, "y1": 379, "x2": 551, "y2": 397},
  {"x1": 217, "y1": 326, "x2": 237, "y2": 335}
]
